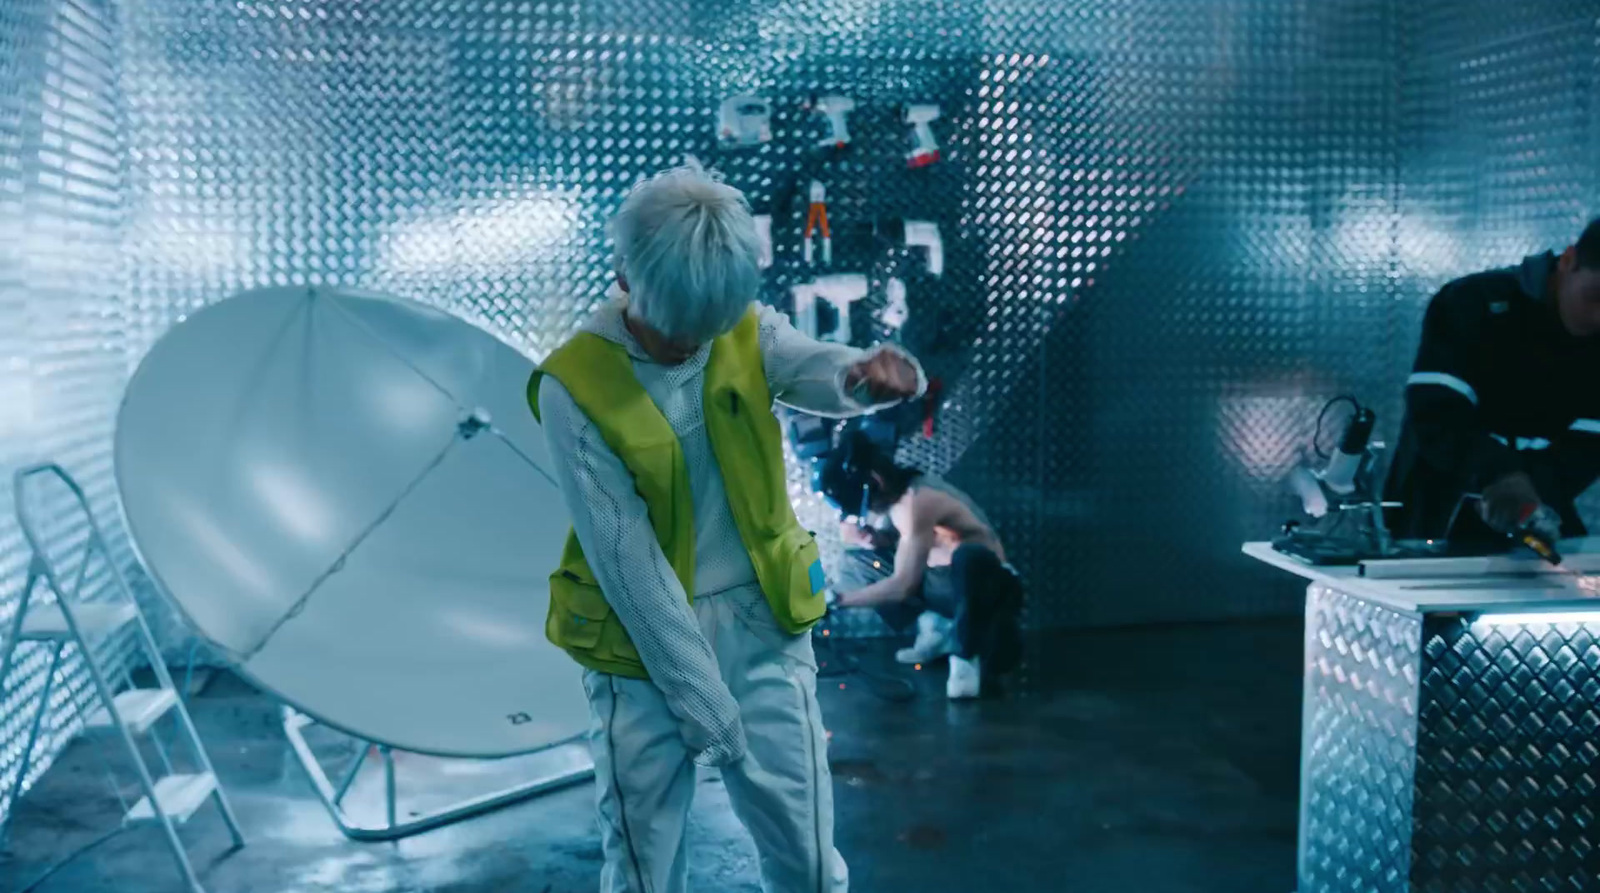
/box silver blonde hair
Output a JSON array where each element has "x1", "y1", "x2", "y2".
[{"x1": 611, "y1": 159, "x2": 760, "y2": 343}]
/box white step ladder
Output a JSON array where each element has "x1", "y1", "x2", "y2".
[{"x1": 0, "y1": 463, "x2": 245, "y2": 893}]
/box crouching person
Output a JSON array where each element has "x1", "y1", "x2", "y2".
[{"x1": 821, "y1": 434, "x2": 1023, "y2": 699}]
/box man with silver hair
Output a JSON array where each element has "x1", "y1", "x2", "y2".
[{"x1": 529, "y1": 160, "x2": 924, "y2": 893}]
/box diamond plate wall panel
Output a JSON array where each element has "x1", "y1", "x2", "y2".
[
  {"x1": 1413, "y1": 615, "x2": 1600, "y2": 893},
  {"x1": 0, "y1": 0, "x2": 135, "y2": 827},
  {"x1": 1300, "y1": 584, "x2": 1423, "y2": 893},
  {"x1": 1307, "y1": 0, "x2": 1405, "y2": 429},
  {"x1": 120, "y1": 1, "x2": 460, "y2": 357},
  {"x1": 447, "y1": 30, "x2": 708, "y2": 359},
  {"x1": 1003, "y1": 0, "x2": 1403, "y2": 626},
  {"x1": 108, "y1": 0, "x2": 1423, "y2": 641}
]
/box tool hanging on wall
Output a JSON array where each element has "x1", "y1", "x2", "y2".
[
  {"x1": 922, "y1": 378, "x2": 942, "y2": 438},
  {"x1": 718, "y1": 94, "x2": 773, "y2": 148},
  {"x1": 903, "y1": 104, "x2": 941, "y2": 168},
  {"x1": 881, "y1": 277, "x2": 909, "y2": 331},
  {"x1": 903, "y1": 220, "x2": 943, "y2": 275},
  {"x1": 753, "y1": 214, "x2": 773, "y2": 269},
  {"x1": 803, "y1": 179, "x2": 831, "y2": 265},
  {"x1": 792, "y1": 273, "x2": 867, "y2": 343},
  {"x1": 807, "y1": 95, "x2": 856, "y2": 149}
]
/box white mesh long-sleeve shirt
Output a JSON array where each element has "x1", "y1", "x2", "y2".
[{"x1": 537, "y1": 290, "x2": 925, "y2": 765}]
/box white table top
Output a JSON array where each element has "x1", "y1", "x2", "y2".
[{"x1": 1243, "y1": 540, "x2": 1600, "y2": 616}]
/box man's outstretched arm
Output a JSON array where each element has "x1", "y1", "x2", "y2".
[
  {"x1": 836, "y1": 494, "x2": 936, "y2": 608},
  {"x1": 757, "y1": 303, "x2": 925, "y2": 417}
]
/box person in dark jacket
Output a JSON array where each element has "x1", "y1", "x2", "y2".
[{"x1": 1383, "y1": 218, "x2": 1600, "y2": 547}]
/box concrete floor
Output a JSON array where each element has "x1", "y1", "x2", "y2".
[{"x1": 0, "y1": 620, "x2": 1302, "y2": 893}]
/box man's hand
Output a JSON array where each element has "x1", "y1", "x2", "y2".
[
  {"x1": 690, "y1": 717, "x2": 748, "y2": 768},
  {"x1": 1480, "y1": 471, "x2": 1542, "y2": 534},
  {"x1": 831, "y1": 589, "x2": 872, "y2": 609},
  {"x1": 839, "y1": 520, "x2": 875, "y2": 547},
  {"x1": 843, "y1": 349, "x2": 919, "y2": 404}
]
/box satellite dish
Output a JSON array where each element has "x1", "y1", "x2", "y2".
[{"x1": 114, "y1": 286, "x2": 589, "y2": 758}]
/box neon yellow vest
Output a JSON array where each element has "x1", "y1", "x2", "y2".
[{"x1": 527, "y1": 310, "x2": 828, "y2": 679}]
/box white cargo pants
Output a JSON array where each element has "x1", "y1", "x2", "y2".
[{"x1": 582, "y1": 587, "x2": 849, "y2": 893}]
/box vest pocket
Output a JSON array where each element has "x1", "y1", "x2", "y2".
[
  {"x1": 550, "y1": 570, "x2": 610, "y2": 649},
  {"x1": 551, "y1": 570, "x2": 644, "y2": 665},
  {"x1": 771, "y1": 528, "x2": 827, "y2": 631}
]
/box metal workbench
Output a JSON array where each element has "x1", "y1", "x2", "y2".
[{"x1": 1245, "y1": 540, "x2": 1600, "y2": 893}]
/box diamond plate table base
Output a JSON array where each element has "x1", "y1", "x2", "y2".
[{"x1": 1300, "y1": 584, "x2": 1600, "y2": 893}]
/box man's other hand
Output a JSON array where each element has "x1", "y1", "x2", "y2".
[
  {"x1": 844, "y1": 350, "x2": 919, "y2": 404},
  {"x1": 1480, "y1": 471, "x2": 1542, "y2": 534},
  {"x1": 839, "y1": 520, "x2": 875, "y2": 547}
]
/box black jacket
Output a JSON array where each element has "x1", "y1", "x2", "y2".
[{"x1": 1383, "y1": 252, "x2": 1600, "y2": 542}]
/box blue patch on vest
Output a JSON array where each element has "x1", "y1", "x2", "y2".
[{"x1": 808, "y1": 559, "x2": 826, "y2": 595}]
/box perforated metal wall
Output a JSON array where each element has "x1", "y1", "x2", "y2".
[{"x1": 0, "y1": 0, "x2": 135, "y2": 828}]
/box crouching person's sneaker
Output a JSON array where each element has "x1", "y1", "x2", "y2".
[
  {"x1": 946, "y1": 655, "x2": 981, "y2": 700},
  {"x1": 895, "y1": 611, "x2": 955, "y2": 665}
]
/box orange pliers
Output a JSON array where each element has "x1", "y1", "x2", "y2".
[{"x1": 803, "y1": 179, "x2": 830, "y2": 265}]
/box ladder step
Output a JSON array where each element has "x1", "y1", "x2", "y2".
[
  {"x1": 125, "y1": 773, "x2": 217, "y2": 826},
  {"x1": 21, "y1": 602, "x2": 138, "y2": 642},
  {"x1": 86, "y1": 688, "x2": 178, "y2": 737}
]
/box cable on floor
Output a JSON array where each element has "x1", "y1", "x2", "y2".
[
  {"x1": 812, "y1": 628, "x2": 918, "y2": 703},
  {"x1": 18, "y1": 825, "x2": 129, "y2": 893}
]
